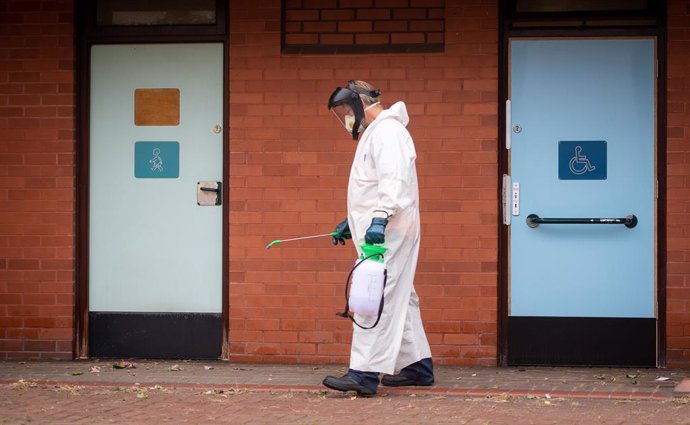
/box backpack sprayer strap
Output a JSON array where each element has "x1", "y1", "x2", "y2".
[{"x1": 336, "y1": 253, "x2": 387, "y2": 330}]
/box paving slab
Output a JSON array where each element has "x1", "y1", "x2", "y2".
[{"x1": 0, "y1": 360, "x2": 687, "y2": 400}]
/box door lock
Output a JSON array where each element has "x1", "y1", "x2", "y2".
[
  {"x1": 197, "y1": 181, "x2": 222, "y2": 206},
  {"x1": 512, "y1": 124, "x2": 522, "y2": 134}
]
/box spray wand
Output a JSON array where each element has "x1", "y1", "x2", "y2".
[{"x1": 265, "y1": 231, "x2": 350, "y2": 250}]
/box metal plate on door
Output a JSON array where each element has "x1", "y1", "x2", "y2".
[{"x1": 197, "y1": 181, "x2": 222, "y2": 206}]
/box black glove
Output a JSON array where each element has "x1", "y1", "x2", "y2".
[
  {"x1": 332, "y1": 218, "x2": 351, "y2": 245},
  {"x1": 365, "y1": 217, "x2": 388, "y2": 245}
]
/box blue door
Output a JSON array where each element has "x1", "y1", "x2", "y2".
[{"x1": 507, "y1": 39, "x2": 657, "y2": 366}]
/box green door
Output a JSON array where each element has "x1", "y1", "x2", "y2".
[{"x1": 89, "y1": 44, "x2": 224, "y2": 358}]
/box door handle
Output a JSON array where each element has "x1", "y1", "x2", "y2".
[
  {"x1": 526, "y1": 213, "x2": 637, "y2": 229},
  {"x1": 197, "y1": 181, "x2": 222, "y2": 206}
]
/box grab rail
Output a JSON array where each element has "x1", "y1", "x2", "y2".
[{"x1": 526, "y1": 214, "x2": 637, "y2": 229}]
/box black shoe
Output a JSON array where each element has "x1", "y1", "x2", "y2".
[
  {"x1": 322, "y1": 375, "x2": 377, "y2": 396},
  {"x1": 380, "y1": 373, "x2": 434, "y2": 387}
]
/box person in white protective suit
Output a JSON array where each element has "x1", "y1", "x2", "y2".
[{"x1": 322, "y1": 80, "x2": 434, "y2": 396}]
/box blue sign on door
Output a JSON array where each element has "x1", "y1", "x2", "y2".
[
  {"x1": 558, "y1": 140, "x2": 606, "y2": 180},
  {"x1": 135, "y1": 141, "x2": 179, "y2": 178}
]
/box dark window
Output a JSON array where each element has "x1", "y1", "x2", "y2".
[
  {"x1": 505, "y1": 0, "x2": 660, "y2": 29},
  {"x1": 515, "y1": 0, "x2": 649, "y2": 13},
  {"x1": 96, "y1": 0, "x2": 217, "y2": 26},
  {"x1": 79, "y1": 0, "x2": 226, "y2": 40}
]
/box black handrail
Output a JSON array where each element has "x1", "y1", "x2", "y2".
[{"x1": 526, "y1": 214, "x2": 638, "y2": 229}]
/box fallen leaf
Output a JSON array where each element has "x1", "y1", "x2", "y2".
[
  {"x1": 671, "y1": 396, "x2": 689, "y2": 405},
  {"x1": 54, "y1": 385, "x2": 84, "y2": 394},
  {"x1": 169, "y1": 364, "x2": 182, "y2": 372},
  {"x1": 204, "y1": 365, "x2": 214, "y2": 371},
  {"x1": 71, "y1": 371, "x2": 83, "y2": 376},
  {"x1": 113, "y1": 361, "x2": 136, "y2": 369},
  {"x1": 90, "y1": 366, "x2": 101, "y2": 374},
  {"x1": 10, "y1": 380, "x2": 38, "y2": 390}
]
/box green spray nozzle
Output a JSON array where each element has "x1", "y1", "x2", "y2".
[{"x1": 265, "y1": 231, "x2": 351, "y2": 250}]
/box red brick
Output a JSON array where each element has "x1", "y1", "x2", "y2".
[
  {"x1": 0, "y1": 340, "x2": 23, "y2": 351},
  {"x1": 374, "y1": 20, "x2": 407, "y2": 32},
  {"x1": 302, "y1": 21, "x2": 336, "y2": 33},
  {"x1": 285, "y1": 10, "x2": 319, "y2": 21},
  {"x1": 319, "y1": 33, "x2": 354, "y2": 45},
  {"x1": 338, "y1": 20, "x2": 372, "y2": 32},
  {"x1": 23, "y1": 340, "x2": 56, "y2": 352},
  {"x1": 303, "y1": 0, "x2": 338, "y2": 7},
  {"x1": 356, "y1": 8, "x2": 390, "y2": 20},
  {"x1": 377, "y1": 0, "x2": 408, "y2": 7},
  {"x1": 391, "y1": 32, "x2": 426, "y2": 44},
  {"x1": 411, "y1": 0, "x2": 443, "y2": 6}
]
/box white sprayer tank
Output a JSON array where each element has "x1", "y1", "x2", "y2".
[{"x1": 349, "y1": 245, "x2": 387, "y2": 316}]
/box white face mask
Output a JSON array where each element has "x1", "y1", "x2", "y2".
[
  {"x1": 342, "y1": 102, "x2": 380, "y2": 135},
  {"x1": 343, "y1": 114, "x2": 363, "y2": 134}
]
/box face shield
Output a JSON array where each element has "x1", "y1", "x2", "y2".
[
  {"x1": 328, "y1": 81, "x2": 380, "y2": 140},
  {"x1": 330, "y1": 103, "x2": 362, "y2": 139}
]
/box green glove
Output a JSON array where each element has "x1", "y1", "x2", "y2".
[
  {"x1": 364, "y1": 217, "x2": 387, "y2": 245},
  {"x1": 332, "y1": 218, "x2": 351, "y2": 245}
]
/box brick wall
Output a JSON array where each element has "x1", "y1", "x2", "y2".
[
  {"x1": 229, "y1": 0, "x2": 498, "y2": 365},
  {"x1": 0, "y1": 0, "x2": 687, "y2": 368},
  {"x1": 283, "y1": 0, "x2": 444, "y2": 53},
  {"x1": 667, "y1": 0, "x2": 690, "y2": 367},
  {"x1": 0, "y1": 0, "x2": 75, "y2": 359}
]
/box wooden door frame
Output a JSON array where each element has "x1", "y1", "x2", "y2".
[
  {"x1": 497, "y1": 2, "x2": 667, "y2": 367},
  {"x1": 74, "y1": 0, "x2": 230, "y2": 359}
]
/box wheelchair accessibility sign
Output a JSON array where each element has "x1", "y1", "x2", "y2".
[{"x1": 558, "y1": 140, "x2": 606, "y2": 180}]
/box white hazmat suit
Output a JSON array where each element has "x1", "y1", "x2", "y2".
[{"x1": 347, "y1": 101, "x2": 432, "y2": 375}]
